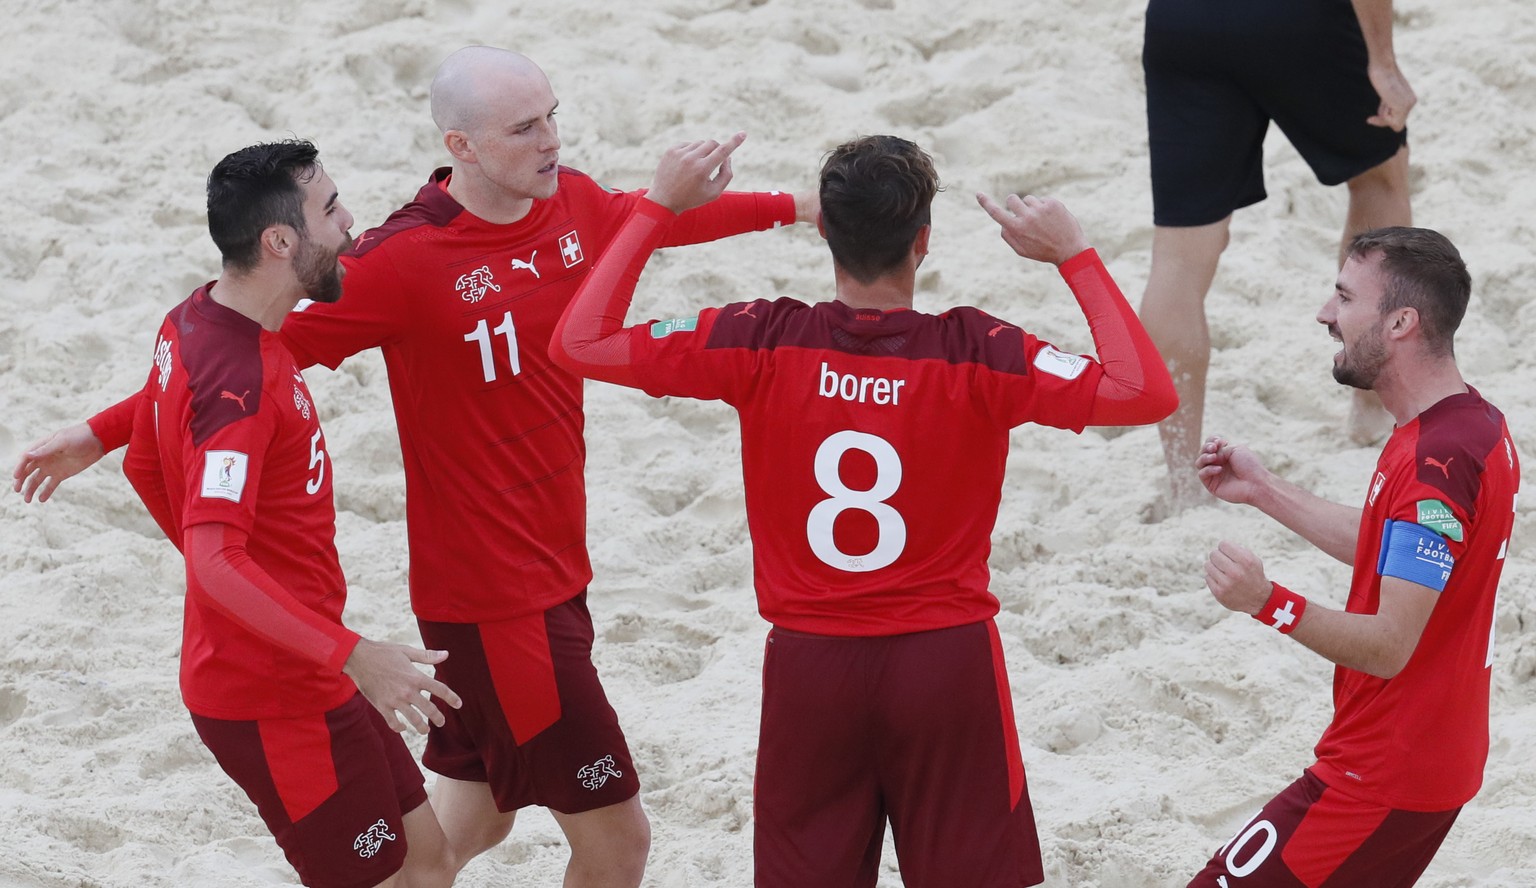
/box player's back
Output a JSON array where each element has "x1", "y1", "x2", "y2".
[{"x1": 660, "y1": 297, "x2": 1101, "y2": 637}]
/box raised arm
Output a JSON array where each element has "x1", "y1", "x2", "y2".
[
  {"x1": 976, "y1": 192, "x2": 1177, "y2": 426},
  {"x1": 554, "y1": 134, "x2": 748, "y2": 386}
]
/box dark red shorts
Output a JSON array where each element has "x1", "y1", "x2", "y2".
[
  {"x1": 755, "y1": 619, "x2": 1043, "y2": 888},
  {"x1": 1187, "y1": 770, "x2": 1460, "y2": 888},
  {"x1": 417, "y1": 591, "x2": 639, "y2": 814},
  {"x1": 190, "y1": 693, "x2": 427, "y2": 888}
]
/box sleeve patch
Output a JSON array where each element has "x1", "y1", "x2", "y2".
[
  {"x1": 1032, "y1": 346, "x2": 1089, "y2": 380},
  {"x1": 650, "y1": 316, "x2": 699, "y2": 339},
  {"x1": 201, "y1": 450, "x2": 250, "y2": 503},
  {"x1": 1415, "y1": 498, "x2": 1465, "y2": 542},
  {"x1": 1377, "y1": 519, "x2": 1454, "y2": 592}
]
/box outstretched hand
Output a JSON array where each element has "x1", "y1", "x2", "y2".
[
  {"x1": 647, "y1": 132, "x2": 746, "y2": 214},
  {"x1": 12, "y1": 422, "x2": 105, "y2": 503},
  {"x1": 975, "y1": 192, "x2": 1090, "y2": 266},
  {"x1": 1195, "y1": 436, "x2": 1271, "y2": 506},
  {"x1": 343, "y1": 639, "x2": 462, "y2": 735}
]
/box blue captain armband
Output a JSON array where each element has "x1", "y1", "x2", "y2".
[{"x1": 1375, "y1": 519, "x2": 1455, "y2": 592}]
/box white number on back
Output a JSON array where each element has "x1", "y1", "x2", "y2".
[{"x1": 807, "y1": 430, "x2": 907, "y2": 572}]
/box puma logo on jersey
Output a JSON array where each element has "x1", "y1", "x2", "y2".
[
  {"x1": 510, "y1": 251, "x2": 540, "y2": 279},
  {"x1": 219, "y1": 389, "x2": 250, "y2": 411},
  {"x1": 353, "y1": 819, "x2": 396, "y2": 859},
  {"x1": 734, "y1": 304, "x2": 758, "y2": 318},
  {"x1": 1424, "y1": 456, "x2": 1455, "y2": 478},
  {"x1": 578, "y1": 755, "x2": 623, "y2": 790},
  {"x1": 988, "y1": 321, "x2": 1016, "y2": 337}
]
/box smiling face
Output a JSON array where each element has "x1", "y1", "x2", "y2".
[
  {"x1": 1318, "y1": 251, "x2": 1391, "y2": 390},
  {"x1": 292, "y1": 168, "x2": 354, "y2": 304}
]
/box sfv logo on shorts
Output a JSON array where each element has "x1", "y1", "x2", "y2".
[
  {"x1": 578, "y1": 755, "x2": 623, "y2": 790},
  {"x1": 200, "y1": 450, "x2": 249, "y2": 502},
  {"x1": 353, "y1": 819, "x2": 396, "y2": 859}
]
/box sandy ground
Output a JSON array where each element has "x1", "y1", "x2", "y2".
[{"x1": 2, "y1": 0, "x2": 1534, "y2": 885}]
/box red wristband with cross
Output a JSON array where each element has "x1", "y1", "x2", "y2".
[{"x1": 1253, "y1": 582, "x2": 1307, "y2": 634}]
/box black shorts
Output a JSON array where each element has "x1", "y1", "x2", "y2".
[
  {"x1": 417, "y1": 591, "x2": 639, "y2": 815},
  {"x1": 1143, "y1": 0, "x2": 1408, "y2": 226}
]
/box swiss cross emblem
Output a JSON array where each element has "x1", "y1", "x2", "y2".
[
  {"x1": 559, "y1": 230, "x2": 584, "y2": 268},
  {"x1": 1368, "y1": 471, "x2": 1387, "y2": 507}
]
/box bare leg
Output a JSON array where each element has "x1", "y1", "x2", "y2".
[
  {"x1": 1140, "y1": 219, "x2": 1231, "y2": 510},
  {"x1": 550, "y1": 795, "x2": 651, "y2": 888},
  {"x1": 431, "y1": 776, "x2": 517, "y2": 872},
  {"x1": 397, "y1": 799, "x2": 458, "y2": 888},
  {"x1": 430, "y1": 777, "x2": 648, "y2": 887},
  {"x1": 1341, "y1": 145, "x2": 1412, "y2": 445}
]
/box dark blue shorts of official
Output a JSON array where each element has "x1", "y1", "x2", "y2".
[{"x1": 1143, "y1": 0, "x2": 1408, "y2": 227}]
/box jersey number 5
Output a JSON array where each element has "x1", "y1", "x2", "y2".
[
  {"x1": 305, "y1": 429, "x2": 327, "y2": 496},
  {"x1": 464, "y1": 311, "x2": 522, "y2": 383},
  {"x1": 807, "y1": 430, "x2": 907, "y2": 573}
]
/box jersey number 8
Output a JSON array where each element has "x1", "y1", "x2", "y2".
[{"x1": 807, "y1": 430, "x2": 907, "y2": 573}]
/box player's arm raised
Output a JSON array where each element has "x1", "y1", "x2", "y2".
[
  {"x1": 976, "y1": 191, "x2": 1177, "y2": 426},
  {"x1": 553, "y1": 134, "x2": 745, "y2": 386}
]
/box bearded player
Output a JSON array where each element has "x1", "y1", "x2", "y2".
[
  {"x1": 120, "y1": 140, "x2": 461, "y2": 887},
  {"x1": 1190, "y1": 227, "x2": 1518, "y2": 886},
  {"x1": 13, "y1": 47, "x2": 814, "y2": 886}
]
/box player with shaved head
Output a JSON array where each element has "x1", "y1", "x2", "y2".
[{"x1": 14, "y1": 45, "x2": 814, "y2": 887}]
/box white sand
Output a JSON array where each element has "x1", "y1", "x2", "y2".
[{"x1": 3, "y1": 1, "x2": 1534, "y2": 885}]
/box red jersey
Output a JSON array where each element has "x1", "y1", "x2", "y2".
[
  {"x1": 617, "y1": 260, "x2": 1112, "y2": 636},
  {"x1": 123, "y1": 285, "x2": 359, "y2": 720},
  {"x1": 1311, "y1": 389, "x2": 1520, "y2": 810},
  {"x1": 272, "y1": 167, "x2": 795, "y2": 622}
]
